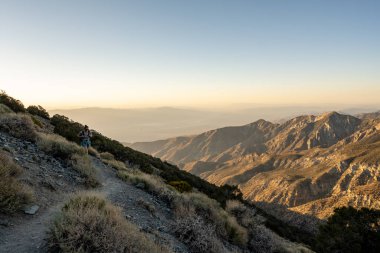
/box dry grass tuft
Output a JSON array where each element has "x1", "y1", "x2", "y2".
[
  {"x1": 104, "y1": 158, "x2": 128, "y2": 171},
  {"x1": 0, "y1": 151, "x2": 33, "y2": 214},
  {"x1": 37, "y1": 133, "x2": 85, "y2": 159},
  {"x1": 118, "y1": 169, "x2": 176, "y2": 202},
  {"x1": 70, "y1": 154, "x2": 99, "y2": 187},
  {"x1": 48, "y1": 193, "x2": 171, "y2": 253},
  {"x1": 99, "y1": 152, "x2": 114, "y2": 160},
  {"x1": 0, "y1": 113, "x2": 37, "y2": 141},
  {"x1": 88, "y1": 147, "x2": 100, "y2": 158}
]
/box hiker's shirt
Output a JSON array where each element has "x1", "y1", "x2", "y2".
[{"x1": 79, "y1": 130, "x2": 92, "y2": 141}]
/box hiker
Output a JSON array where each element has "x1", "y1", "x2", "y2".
[{"x1": 78, "y1": 125, "x2": 92, "y2": 154}]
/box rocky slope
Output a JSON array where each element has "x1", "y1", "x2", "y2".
[{"x1": 131, "y1": 111, "x2": 380, "y2": 219}]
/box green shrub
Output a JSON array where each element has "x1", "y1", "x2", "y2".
[
  {"x1": 0, "y1": 151, "x2": 33, "y2": 214},
  {"x1": 31, "y1": 116, "x2": 43, "y2": 128},
  {"x1": 168, "y1": 181, "x2": 192, "y2": 193},
  {"x1": 48, "y1": 193, "x2": 171, "y2": 253},
  {"x1": 316, "y1": 206, "x2": 380, "y2": 253},
  {"x1": 26, "y1": 105, "x2": 50, "y2": 119},
  {"x1": 0, "y1": 114, "x2": 37, "y2": 141},
  {"x1": 0, "y1": 91, "x2": 25, "y2": 113},
  {"x1": 0, "y1": 104, "x2": 13, "y2": 114}
]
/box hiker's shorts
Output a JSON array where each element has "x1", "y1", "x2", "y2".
[{"x1": 81, "y1": 139, "x2": 91, "y2": 148}]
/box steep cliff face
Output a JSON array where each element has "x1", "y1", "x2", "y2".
[{"x1": 131, "y1": 112, "x2": 380, "y2": 218}]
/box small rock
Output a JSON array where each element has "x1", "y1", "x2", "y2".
[
  {"x1": 24, "y1": 205, "x2": 40, "y2": 215},
  {"x1": 136, "y1": 182, "x2": 145, "y2": 189}
]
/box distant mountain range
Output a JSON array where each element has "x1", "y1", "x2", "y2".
[
  {"x1": 131, "y1": 111, "x2": 380, "y2": 218},
  {"x1": 50, "y1": 105, "x2": 379, "y2": 143}
]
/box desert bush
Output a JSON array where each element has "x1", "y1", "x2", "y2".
[
  {"x1": 0, "y1": 104, "x2": 13, "y2": 114},
  {"x1": 118, "y1": 170, "x2": 176, "y2": 202},
  {"x1": 168, "y1": 181, "x2": 192, "y2": 193},
  {"x1": 48, "y1": 193, "x2": 171, "y2": 253},
  {"x1": 70, "y1": 154, "x2": 99, "y2": 187},
  {"x1": 37, "y1": 133, "x2": 85, "y2": 159},
  {"x1": 0, "y1": 113, "x2": 37, "y2": 141},
  {"x1": 174, "y1": 214, "x2": 227, "y2": 253},
  {"x1": 0, "y1": 151, "x2": 33, "y2": 214},
  {"x1": 0, "y1": 91, "x2": 25, "y2": 113},
  {"x1": 172, "y1": 192, "x2": 248, "y2": 247},
  {"x1": 26, "y1": 105, "x2": 50, "y2": 119},
  {"x1": 99, "y1": 152, "x2": 114, "y2": 160}
]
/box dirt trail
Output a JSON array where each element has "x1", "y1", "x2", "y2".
[{"x1": 0, "y1": 157, "x2": 188, "y2": 253}]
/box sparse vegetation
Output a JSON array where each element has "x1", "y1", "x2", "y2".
[
  {"x1": 26, "y1": 105, "x2": 50, "y2": 119},
  {"x1": 48, "y1": 193, "x2": 171, "y2": 253},
  {"x1": 172, "y1": 192, "x2": 248, "y2": 247},
  {"x1": 0, "y1": 113, "x2": 37, "y2": 141},
  {"x1": 316, "y1": 206, "x2": 380, "y2": 253},
  {"x1": 0, "y1": 151, "x2": 33, "y2": 214},
  {"x1": 0, "y1": 91, "x2": 25, "y2": 113},
  {"x1": 37, "y1": 133, "x2": 98, "y2": 187}
]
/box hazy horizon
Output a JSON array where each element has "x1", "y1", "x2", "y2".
[{"x1": 50, "y1": 105, "x2": 379, "y2": 143}]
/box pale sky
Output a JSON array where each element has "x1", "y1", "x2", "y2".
[{"x1": 1, "y1": 0, "x2": 379, "y2": 109}]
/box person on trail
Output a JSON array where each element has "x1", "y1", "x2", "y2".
[{"x1": 78, "y1": 125, "x2": 92, "y2": 154}]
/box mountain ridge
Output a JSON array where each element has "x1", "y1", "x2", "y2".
[{"x1": 131, "y1": 111, "x2": 380, "y2": 218}]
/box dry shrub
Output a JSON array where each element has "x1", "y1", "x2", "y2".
[
  {"x1": 37, "y1": 133, "x2": 85, "y2": 159},
  {"x1": 0, "y1": 113, "x2": 37, "y2": 141},
  {"x1": 70, "y1": 154, "x2": 99, "y2": 187},
  {"x1": 48, "y1": 193, "x2": 171, "y2": 253},
  {"x1": 118, "y1": 170, "x2": 176, "y2": 202},
  {"x1": 0, "y1": 151, "x2": 33, "y2": 214},
  {"x1": 226, "y1": 200, "x2": 264, "y2": 227},
  {"x1": 0, "y1": 104, "x2": 13, "y2": 114},
  {"x1": 99, "y1": 152, "x2": 114, "y2": 160},
  {"x1": 173, "y1": 192, "x2": 248, "y2": 247},
  {"x1": 174, "y1": 214, "x2": 227, "y2": 253}
]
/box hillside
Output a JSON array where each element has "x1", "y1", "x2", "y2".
[
  {"x1": 0, "y1": 92, "x2": 318, "y2": 253},
  {"x1": 131, "y1": 111, "x2": 380, "y2": 219}
]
